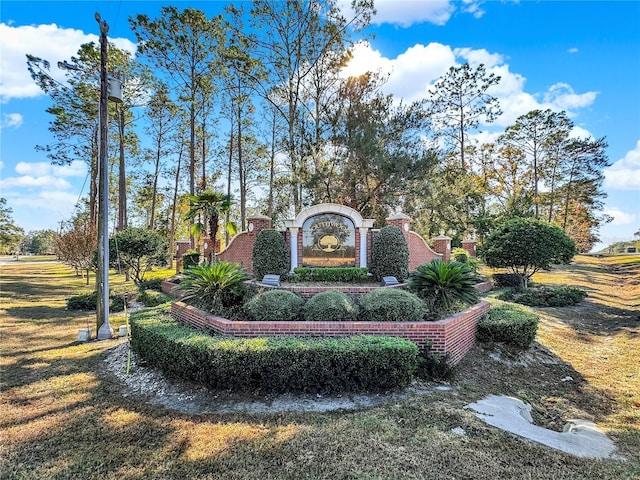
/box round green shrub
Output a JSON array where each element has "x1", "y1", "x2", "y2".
[
  {"x1": 245, "y1": 289, "x2": 305, "y2": 321},
  {"x1": 252, "y1": 229, "x2": 290, "y2": 280},
  {"x1": 369, "y1": 225, "x2": 409, "y2": 282},
  {"x1": 501, "y1": 285, "x2": 587, "y2": 307},
  {"x1": 477, "y1": 303, "x2": 539, "y2": 348},
  {"x1": 138, "y1": 289, "x2": 171, "y2": 307},
  {"x1": 66, "y1": 291, "x2": 125, "y2": 312},
  {"x1": 182, "y1": 251, "x2": 200, "y2": 270},
  {"x1": 359, "y1": 288, "x2": 426, "y2": 322},
  {"x1": 303, "y1": 290, "x2": 359, "y2": 322}
]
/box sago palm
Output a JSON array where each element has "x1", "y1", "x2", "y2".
[
  {"x1": 407, "y1": 259, "x2": 479, "y2": 312},
  {"x1": 174, "y1": 262, "x2": 248, "y2": 309}
]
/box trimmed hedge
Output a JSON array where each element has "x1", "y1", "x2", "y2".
[
  {"x1": 137, "y1": 289, "x2": 171, "y2": 308},
  {"x1": 66, "y1": 291, "x2": 125, "y2": 312},
  {"x1": 358, "y1": 288, "x2": 426, "y2": 322},
  {"x1": 244, "y1": 289, "x2": 304, "y2": 321},
  {"x1": 302, "y1": 290, "x2": 359, "y2": 322},
  {"x1": 130, "y1": 306, "x2": 418, "y2": 393},
  {"x1": 492, "y1": 273, "x2": 526, "y2": 289},
  {"x1": 498, "y1": 285, "x2": 587, "y2": 307},
  {"x1": 477, "y1": 303, "x2": 539, "y2": 348},
  {"x1": 292, "y1": 267, "x2": 369, "y2": 283},
  {"x1": 370, "y1": 226, "x2": 409, "y2": 282},
  {"x1": 252, "y1": 229, "x2": 289, "y2": 280}
]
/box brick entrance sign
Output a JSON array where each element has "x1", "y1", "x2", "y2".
[{"x1": 175, "y1": 203, "x2": 469, "y2": 274}]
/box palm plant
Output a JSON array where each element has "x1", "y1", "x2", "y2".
[
  {"x1": 174, "y1": 262, "x2": 248, "y2": 309},
  {"x1": 184, "y1": 191, "x2": 236, "y2": 262},
  {"x1": 407, "y1": 259, "x2": 479, "y2": 313}
]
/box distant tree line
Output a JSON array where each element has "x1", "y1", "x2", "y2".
[{"x1": 24, "y1": 0, "x2": 611, "y2": 257}]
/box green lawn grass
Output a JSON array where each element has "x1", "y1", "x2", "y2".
[{"x1": 1, "y1": 257, "x2": 639, "y2": 479}]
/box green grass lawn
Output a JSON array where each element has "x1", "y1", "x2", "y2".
[{"x1": 1, "y1": 257, "x2": 639, "y2": 479}]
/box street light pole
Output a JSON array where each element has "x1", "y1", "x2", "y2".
[{"x1": 96, "y1": 12, "x2": 113, "y2": 340}]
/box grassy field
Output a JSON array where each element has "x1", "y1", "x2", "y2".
[{"x1": 1, "y1": 255, "x2": 639, "y2": 479}]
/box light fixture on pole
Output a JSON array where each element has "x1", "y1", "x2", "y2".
[
  {"x1": 57, "y1": 15, "x2": 123, "y2": 341},
  {"x1": 95, "y1": 12, "x2": 121, "y2": 340}
]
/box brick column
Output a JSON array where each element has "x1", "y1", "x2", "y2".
[
  {"x1": 432, "y1": 235, "x2": 452, "y2": 261},
  {"x1": 385, "y1": 212, "x2": 412, "y2": 243},
  {"x1": 247, "y1": 215, "x2": 272, "y2": 237},
  {"x1": 461, "y1": 239, "x2": 477, "y2": 257}
]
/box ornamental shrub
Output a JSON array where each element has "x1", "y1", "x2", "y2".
[
  {"x1": 137, "y1": 289, "x2": 171, "y2": 308},
  {"x1": 482, "y1": 217, "x2": 576, "y2": 288},
  {"x1": 173, "y1": 262, "x2": 248, "y2": 309},
  {"x1": 359, "y1": 288, "x2": 426, "y2": 322},
  {"x1": 407, "y1": 259, "x2": 479, "y2": 313},
  {"x1": 244, "y1": 289, "x2": 305, "y2": 321},
  {"x1": 292, "y1": 267, "x2": 369, "y2": 283},
  {"x1": 109, "y1": 227, "x2": 169, "y2": 285},
  {"x1": 492, "y1": 273, "x2": 526, "y2": 289},
  {"x1": 130, "y1": 307, "x2": 418, "y2": 393},
  {"x1": 416, "y1": 341, "x2": 454, "y2": 381},
  {"x1": 369, "y1": 226, "x2": 409, "y2": 282},
  {"x1": 476, "y1": 303, "x2": 539, "y2": 348},
  {"x1": 499, "y1": 285, "x2": 587, "y2": 307},
  {"x1": 251, "y1": 229, "x2": 289, "y2": 280},
  {"x1": 303, "y1": 290, "x2": 359, "y2": 322},
  {"x1": 66, "y1": 291, "x2": 125, "y2": 312}
]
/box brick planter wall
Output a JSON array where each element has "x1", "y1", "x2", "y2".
[{"x1": 169, "y1": 300, "x2": 490, "y2": 365}]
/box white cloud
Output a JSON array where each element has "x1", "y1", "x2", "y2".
[
  {"x1": 345, "y1": 42, "x2": 599, "y2": 130},
  {"x1": 602, "y1": 207, "x2": 637, "y2": 226},
  {"x1": 454, "y1": 48, "x2": 504, "y2": 68},
  {"x1": 541, "y1": 83, "x2": 598, "y2": 112},
  {"x1": 462, "y1": 0, "x2": 485, "y2": 19},
  {"x1": 15, "y1": 161, "x2": 51, "y2": 176},
  {"x1": 11, "y1": 190, "x2": 80, "y2": 215},
  {"x1": 0, "y1": 22, "x2": 136, "y2": 102},
  {"x1": 0, "y1": 175, "x2": 71, "y2": 189},
  {"x1": 341, "y1": 41, "x2": 393, "y2": 78},
  {"x1": 1, "y1": 112, "x2": 23, "y2": 128},
  {"x1": 605, "y1": 140, "x2": 640, "y2": 190},
  {"x1": 371, "y1": 0, "x2": 455, "y2": 26},
  {"x1": 568, "y1": 47, "x2": 579, "y2": 54},
  {"x1": 14, "y1": 160, "x2": 87, "y2": 178}
]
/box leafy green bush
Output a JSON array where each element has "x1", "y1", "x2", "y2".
[
  {"x1": 244, "y1": 289, "x2": 304, "y2": 321},
  {"x1": 358, "y1": 288, "x2": 426, "y2": 322},
  {"x1": 137, "y1": 289, "x2": 171, "y2": 307},
  {"x1": 181, "y1": 251, "x2": 200, "y2": 270},
  {"x1": 109, "y1": 227, "x2": 169, "y2": 285},
  {"x1": 252, "y1": 229, "x2": 289, "y2": 280},
  {"x1": 482, "y1": 217, "x2": 576, "y2": 288},
  {"x1": 452, "y1": 247, "x2": 469, "y2": 263},
  {"x1": 130, "y1": 307, "x2": 418, "y2": 393},
  {"x1": 303, "y1": 290, "x2": 359, "y2": 322},
  {"x1": 407, "y1": 259, "x2": 479, "y2": 313},
  {"x1": 499, "y1": 285, "x2": 587, "y2": 307},
  {"x1": 292, "y1": 267, "x2": 369, "y2": 283},
  {"x1": 477, "y1": 303, "x2": 539, "y2": 348},
  {"x1": 66, "y1": 291, "x2": 125, "y2": 312},
  {"x1": 416, "y1": 341, "x2": 453, "y2": 381},
  {"x1": 492, "y1": 273, "x2": 526, "y2": 289},
  {"x1": 137, "y1": 278, "x2": 165, "y2": 292},
  {"x1": 369, "y1": 226, "x2": 409, "y2": 282},
  {"x1": 174, "y1": 262, "x2": 248, "y2": 310}
]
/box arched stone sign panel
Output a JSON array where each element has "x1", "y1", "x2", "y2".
[
  {"x1": 284, "y1": 203, "x2": 375, "y2": 272},
  {"x1": 302, "y1": 213, "x2": 356, "y2": 267}
]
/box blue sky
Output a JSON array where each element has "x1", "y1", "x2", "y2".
[{"x1": 1, "y1": 0, "x2": 639, "y2": 251}]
